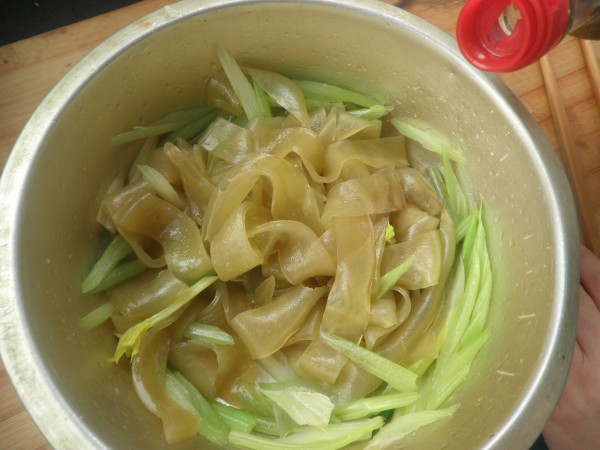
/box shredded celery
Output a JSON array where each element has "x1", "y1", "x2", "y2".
[
  {"x1": 333, "y1": 392, "x2": 419, "y2": 421},
  {"x1": 163, "y1": 109, "x2": 220, "y2": 143},
  {"x1": 321, "y1": 333, "x2": 417, "y2": 392},
  {"x1": 111, "y1": 275, "x2": 218, "y2": 362},
  {"x1": 365, "y1": 407, "x2": 456, "y2": 450},
  {"x1": 260, "y1": 384, "x2": 334, "y2": 427},
  {"x1": 349, "y1": 104, "x2": 393, "y2": 121},
  {"x1": 81, "y1": 235, "x2": 133, "y2": 294},
  {"x1": 211, "y1": 401, "x2": 257, "y2": 433},
  {"x1": 138, "y1": 164, "x2": 186, "y2": 209},
  {"x1": 292, "y1": 79, "x2": 380, "y2": 108},
  {"x1": 184, "y1": 323, "x2": 235, "y2": 346},
  {"x1": 375, "y1": 255, "x2": 415, "y2": 300},
  {"x1": 87, "y1": 260, "x2": 145, "y2": 294},
  {"x1": 166, "y1": 370, "x2": 229, "y2": 446},
  {"x1": 228, "y1": 417, "x2": 384, "y2": 450},
  {"x1": 79, "y1": 301, "x2": 114, "y2": 330},
  {"x1": 217, "y1": 46, "x2": 265, "y2": 120},
  {"x1": 391, "y1": 117, "x2": 466, "y2": 164}
]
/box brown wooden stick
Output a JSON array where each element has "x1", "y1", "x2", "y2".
[
  {"x1": 540, "y1": 55, "x2": 600, "y2": 254},
  {"x1": 581, "y1": 40, "x2": 600, "y2": 109}
]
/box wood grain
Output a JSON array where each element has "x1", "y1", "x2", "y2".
[{"x1": 1, "y1": 0, "x2": 599, "y2": 448}]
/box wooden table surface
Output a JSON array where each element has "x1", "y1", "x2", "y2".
[{"x1": 2, "y1": 0, "x2": 600, "y2": 448}]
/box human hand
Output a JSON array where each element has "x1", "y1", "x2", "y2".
[{"x1": 542, "y1": 245, "x2": 600, "y2": 450}]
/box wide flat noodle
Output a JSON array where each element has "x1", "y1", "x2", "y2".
[
  {"x1": 103, "y1": 181, "x2": 212, "y2": 283},
  {"x1": 132, "y1": 328, "x2": 200, "y2": 444},
  {"x1": 296, "y1": 215, "x2": 374, "y2": 384},
  {"x1": 230, "y1": 284, "x2": 327, "y2": 359},
  {"x1": 202, "y1": 153, "x2": 322, "y2": 240},
  {"x1": 321, "y1": 166, "x2": 406, "y2": 227}
]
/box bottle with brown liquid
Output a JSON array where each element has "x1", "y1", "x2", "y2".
[{"x1": 456, "y1": 0, "x2": 600, "y2": 72}]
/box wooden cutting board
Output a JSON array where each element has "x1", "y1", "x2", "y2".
[{"x1": 1, "y1": 0, "x2": 599, "y2": 448}]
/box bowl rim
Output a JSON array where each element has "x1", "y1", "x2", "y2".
[{"x1": 0, "y1": 0, "x2": 580, "y2": 449}]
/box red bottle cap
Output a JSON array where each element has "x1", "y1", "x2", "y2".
[{"x1": 456, "y1": 0, "x2": 571, "y2": 72}]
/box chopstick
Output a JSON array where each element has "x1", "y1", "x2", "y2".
[
  {"x1": 539, "y1": 54, "x2": 600, "y2": 255},
  {"x1": 581, "y1": 40, "x2": 600, "y2": 108}
]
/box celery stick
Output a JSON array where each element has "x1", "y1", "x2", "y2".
[
  {"x1": 184, "y1": 323, "x2": 235, "y2": 346},
  {"x1": 460, "y1": 223, "x2": 493, "y2": 347},
  {"x1": 110, "y1": 121, "x2": 193, "y2": 146},
  {"x1": 375, "y1": 255, "x2": 415, "y2": 300},
  {"x1": 333, "y1": 392, "x2": 419, "y2": 421},
  {"x1": 163, "y1": 109, "x2": 220, "y2": 143},
  {"x1": 137, "y1": 165, "x2": 186, "y2": 209},
  {"x1": 391, "y1": 117, "x2": 466, "y2": 164},
  {"x1": 364, "y1": 407, "x2": 455, "y2": 450},
  {"x1": 254, "y1": 416, "x2": 280, "y2": 436},
  {"x1": 111, "y1": 275, "x2": 218, "y2": 362},
  {"x1": 292, "y1": 79, "x2": 380, "y2": 108},
  {"x1": 217, "y1": 46, "x2": 264, "y2": 120},
  {"x1": 426, "y1": 329, "x2": 490, "y2": 410},
  {"x1": 443, "y1": 153, "x2": 469, "y2": 224},
  {"x1": 211, "y1": 401, "x2": 257, "y2": 433},
  {"x1": 252, "y1": 77, "x2": 273, "y2": 118},
  {"x1": 79, "y1": 301, "x2": 114, "y2": 330},
  {"x1": 439, "y1": 245, "x2": 481, "y2": 366},
  {"x1": 81, "y1": 235, "x2": 133, "y2": 294},
  {"x1": 128, "y1": 135, "x2": 157, "y2": 183},
  {"x1": 228, "y1": 417, "x2": 384, "y2": 450},
  {"x1": 87, "y1": 260, "x2": 145, "y2": 294},
  {"x1": 259, "y1": 385, "x2": 334, "y2": 427},
  {"x1": 321, "y1": 333, "x2": 417, "y2": 392},
  {"x1": 349, "y1": 105, "x2": 393, "y2": 121},
  {"x1": 165, "y1": 370, "x2": 229, "y2": 446},
  {"x1": 110, "y1": 108, "x2": 211, "y2": 145}
]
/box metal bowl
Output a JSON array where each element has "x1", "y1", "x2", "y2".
[{"x1": 0, "y1": 0, "x2": 579, "y2": 448}]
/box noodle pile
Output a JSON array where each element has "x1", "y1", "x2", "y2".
[{"x1": 81, "y1": 48, "x2": 491, "y2": 449}]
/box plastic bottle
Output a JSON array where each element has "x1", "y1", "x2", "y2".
[{"x1": 456, "y1": 0, "x2": 600, "y2": 72}]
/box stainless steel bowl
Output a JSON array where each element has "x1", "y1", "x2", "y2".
[{"x1": 0, "y1": 0, "x2": 580, "y2": 448}]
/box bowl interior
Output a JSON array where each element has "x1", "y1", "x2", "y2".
[{"x1": 1, "y1": 1, "x2": 579, "y2": 449}]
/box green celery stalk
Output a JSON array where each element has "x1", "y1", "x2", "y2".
[
  {"x1": 165, "y1": 370, "x2": 229, "y2": 446},
  {"x1": 375, "y1": 255, "x2": 415, "y2": 300},
  {"x1": 163, "y1": 109, "x2": 220, "y2": 143},
  {"x1": 364, "y1": 407, "x2": 455, "y2": 450},
  {"x1": 211, "y1": 401, "x2": 257, "y2": 433},
  {"x1": 425, "y1": 329, "x2": 491, "y2": 410},
  {"x1": 81, "y1": 235, "x2": 133, "y2": 294},
  {"x1": 292, "y1": 79, "x2": 380, "y2": 108},
  {"x1": 128, "y1": 135, "x2": 158, "y2": 183},
  {"x1": 137, "y1": 165, "x2": 186, "y2": 209},
  {"x1": 460, "y1": 221, "x2": 493, "y2": 347},
  {"x1": 253, "y1": 416, "x2": 280, "y2": 436},
  {"x1": 87, "y1": 260, "x2": 145, "y2": 294},
  {"x1": 259, "y1": 384, "x2": 334, "y2": 427},
  {"x1": 333, "y1": 392, "x2": 419, "y2": 421},
  {"x1": 443, "y1": 153, "x2": 469, "y2": 224},
  {"x1": 217, "y1": 46, "x2": 264, "y2": 120},
  {"x1": 79, "y1": 301, "x2": 114, "y2": 330},
  {"x1": 184, "y1": 323, "x2": 235, "y2": 346},
  {"x1": 110, "y1": 108, "x2": 210, "y2": 146},
  {"x1": 391, "y1": 117, "x2": 466, "y2": 164},
  {"x1": 111, "y1": 275, "x2": 218, "y2": 362},
  {"x1": 349, "y1": 105, "x2": 393, "y2": 121},
  {"x1": 321, "y1": 333, "x2": 417, "y2": 392},
  {"x1": 228, "y1": 416, "x2": 384, "y2": 450}
]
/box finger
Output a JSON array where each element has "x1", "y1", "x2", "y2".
[
  {"x1": 579, "y1": 244, "x2": 600, "y2": 312},
  {"x1": 575, "y1": 285, "x2": 600, "y2": 362}
]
